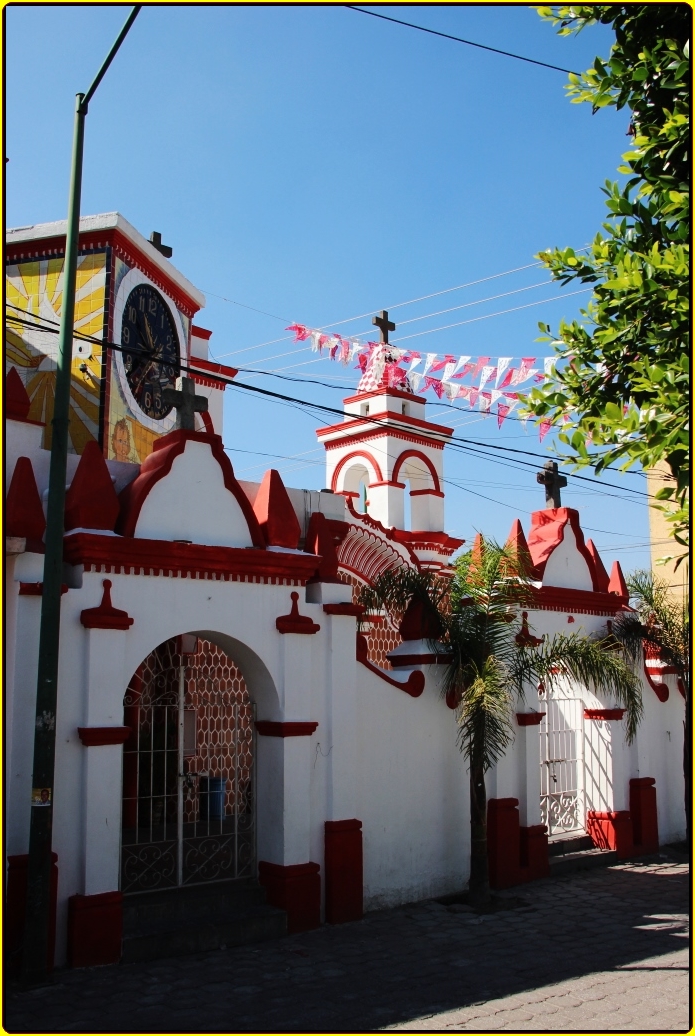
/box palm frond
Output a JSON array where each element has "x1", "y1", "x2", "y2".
[
  {"x1": 455, "y1": 656, "x2": 515, "y2": 771},
  {"x1": 531, "y1": 633, "x2": 644, "y2": 742},
  {"x1": 357, "y1": 566, "x2": 447, "y2": 629}
]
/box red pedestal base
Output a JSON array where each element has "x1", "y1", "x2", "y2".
[
  {"x1": 324, "y1": 819, "x2": 363, "y2": 924},
  {"x1": 630, "y1": 777, "x2": 659, "y2": 854},
  {"x1": 519, "y1": 824, "x2": 550, "y2": 881},
  {"x1": 487, "y1": 798, "x2": 521, "y2": 888},
  {"x1": 258, "y1": 861, "x2": 321, "y2": 933},
  {"x1": 5, "y1": 852, "x2": 58, "y2": 975},
  {"x1": 587, "y1": 810, "x2": 634, "y2": 858},
  {"x1": 67, "y1": 891, "x2": 123, "y2": 967},
  {"x1": 487, "y1": 800, "x2": 550, "y2": 889}
]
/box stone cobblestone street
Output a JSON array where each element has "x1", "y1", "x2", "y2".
[{"x1": 5, "y1": 856, "x2": 689, "y2": 1033}]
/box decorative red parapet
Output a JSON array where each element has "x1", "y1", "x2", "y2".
[
  {"x1": 275, "y1": 591, "x2": 321, "y2": 635},
  {"x1": 356, "y1": 634, "x2": 425, "y2": 697},
  {"x1": 80, "y1": 579, "x2": 134, "y2": 630}
]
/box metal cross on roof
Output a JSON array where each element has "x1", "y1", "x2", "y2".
[
  {"x1": 162, "y1": 375, "x2": 208, "y2": 431},
  {"x1": 372, "y1": 310, "x2": 396, "y2": 344},
  {"x1": 536, "y1": 459, "x2": 568, "y2": 509}
]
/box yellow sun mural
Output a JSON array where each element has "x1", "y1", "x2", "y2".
[{"x1": 5, "y1": 253, "x2": 106, "y2": 454}]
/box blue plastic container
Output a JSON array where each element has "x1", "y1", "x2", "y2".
[{"x1": 199, "y1": 776, "x2": 226, "y2": 821}]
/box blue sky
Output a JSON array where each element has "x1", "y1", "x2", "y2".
[{"x1": 5, "y1": 4, "x2": 650, "y2": 570}]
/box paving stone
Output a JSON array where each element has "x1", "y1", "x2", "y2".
[{"x1": 5, "y1": 860, "x2": 689, "y2": 1033}]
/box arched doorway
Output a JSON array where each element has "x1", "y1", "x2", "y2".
[{"x1": 121, "y1": 636, "x2": 255, "y2": 893}]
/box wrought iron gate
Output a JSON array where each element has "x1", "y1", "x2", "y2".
[
  {"x1": 539, "y1": 697, "x2": 585, "y2": 837},
  {"x1": 121, "y1": 639, "x2": 256, "y2": 893}
]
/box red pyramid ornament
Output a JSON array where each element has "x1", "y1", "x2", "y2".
[
  {"x1": 608, "y1": 560, "x2": 629, "y2": 599},
  {"x1": 586, "y1": 539, "x2": 610, "y2": 593},
  {"x1": 6, "y1": 367, "x2": 32, "y2": 422},
  {"x1": 253, "y1": 469, "x2": 301, "y2": 549},
  {"x1": 6, "y1": 457, "x2": 46, "y2": 542},
  {"x1": 64, "y1": 441, "x2": 120, "y2": 532}
]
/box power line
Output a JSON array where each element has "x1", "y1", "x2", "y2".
[
  {"x1": 344, "y1": 6, "x2": 580, "y2": 76},
  {"x1": 6, "y1": 307, "x2": 649, "y2": 500}
]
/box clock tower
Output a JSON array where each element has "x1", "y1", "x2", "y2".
[{"x1": 5, "y1": 213, "x2": 233, "y2": 464}]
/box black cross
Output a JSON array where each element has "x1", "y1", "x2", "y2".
[
  {"x1": 149, "y1": 231, "x2": 173, "y2": 258},
  {"x1": 536, "y1": 460, "x2": 568, "y2": 509},
  {"x1": 162, "y1": 376, "x2": 208, "y2": 431},
  {"x1": 372, "y1": 310, "x2": 396, "y2": 344}
]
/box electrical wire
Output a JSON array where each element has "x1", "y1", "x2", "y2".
[
  {"x1": 345, "y1": 6, "x2": 581, "y2": 76},
  {"x1": 5, "y1": 307, "x2": 649, "y2": 500}
]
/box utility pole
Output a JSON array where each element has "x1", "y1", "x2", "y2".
[{"x1": 21, "y1": 6, "x2": 141, "y2": 983}]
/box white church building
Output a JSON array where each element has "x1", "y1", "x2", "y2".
[{"x1": 5, "y1": 214, "x2": 686, "y2": 969}]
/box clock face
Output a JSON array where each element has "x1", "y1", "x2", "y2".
[{"x1": 120, "y1": 284, "x2": 181, "y2": 420}]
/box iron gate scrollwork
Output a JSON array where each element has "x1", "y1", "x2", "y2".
[
  {"x1": 121, "y1": 638, "x2": 256, "y2": 893},
  {"x1": 539, "y1": 697, "x2": 585, "y2": 837}
]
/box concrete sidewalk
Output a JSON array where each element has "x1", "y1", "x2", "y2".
[{"x1": 4, "y1": 856, "x2": 690, "y2": 1033}]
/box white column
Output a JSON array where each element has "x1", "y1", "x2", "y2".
[{"x1": 81, "y1": 627, "x2": 128, "y2": 895}]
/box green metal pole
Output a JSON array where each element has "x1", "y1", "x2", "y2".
[
  {"x1": 21, "y1": 7, "x2": 141, "y2": 983},
  {"x1": 21, "y1": 91, "x2": 86, "y2": 985}
]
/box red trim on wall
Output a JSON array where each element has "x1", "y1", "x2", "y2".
[
  {"x1": 356, "y1": 634, "x2": 425, "y2": 696},
  {"x1": 644, "y1": 664, "x2": 670, "y2": 702},
  {"x1": 531, "y1": 585, "x2": 628, "y2": 614},
  {"x1": 67, "y1": 891, "x2": 124, "y2": 967},
  {"x1": 409, "y1": 488, "x2": 445, "y2": 498},
  {"x1": 19, "y1": 582, "x2": 68, "y2": 596},
  {"x1": 325, "y1": 820, "x2": 363, "y2": 924},
  {"x1": 392, "y1": 449, "x2": 441, "y2": 492},
  {"x1": 323, "y1": 426, "x2": 446, "y2": 453},
  {"x1": 63, "y1": 532, "x2": 320, "y2": 585},
  {"x1": 189, "y1": 355, "x2": 238, "y2": 380},
  {"x1": 191, "y1": 325, "x2": 213, "y2": 340},
  {"x1": 584, "y1": 708, "x2": 625, "y2": 720},
  {"x1": 368, "y1": 479, "x2": 405, "y2": 489},
  {"x1": 258, "y1": 861, "x2": 320, "y2": 933},
  {"x1": 323, "y1": 602, "x2": 364, "y2": 617},
  {"x1": 7, "y1": 227, "x2": 202, "y2": 317},
  {"x1": 318, "y1": 407, "x2": 453, "y2": 439},
  {"x1": 78, "y1": 726, "x2": 131, "y2": 746},
  {"x1": 343, "y1": 387, "x2": 423, "y2": 406},
  {"x1": 117, "y1": 430, "x2": 265, "y2": 546},
  {"x1": 80, "y1": 579, "x2": 134, "y2": 630},
  {"x1": 487, "y1": 799, "x2": 521, "y2": 889},
  {"x1": 516, "y1": 712, "x2": 546, "y2": 726},
  {"x1": 200, "y1": 409, "x2": 215, "y2": 434},
  {"x1": 255, "y1": 721, "x2": 319, "y2": 737},
  {"x1": 330, "y1": 450, "x2": 384, "y2": 492}
]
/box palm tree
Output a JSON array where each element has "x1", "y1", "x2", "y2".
[
  {"x1": 359, "y1": 537, "x2": 643, "y2": 910},
  {"x1": 612, "y1": 571, "x2": 690, "y2": 844}
]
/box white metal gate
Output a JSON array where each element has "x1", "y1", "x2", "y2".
[
  {"x1": 121, "y1": 639, "x2": 256, "y2": 893},
  {"x1": 539, "y1": 697, "x2": 585, "y2": 836}
]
